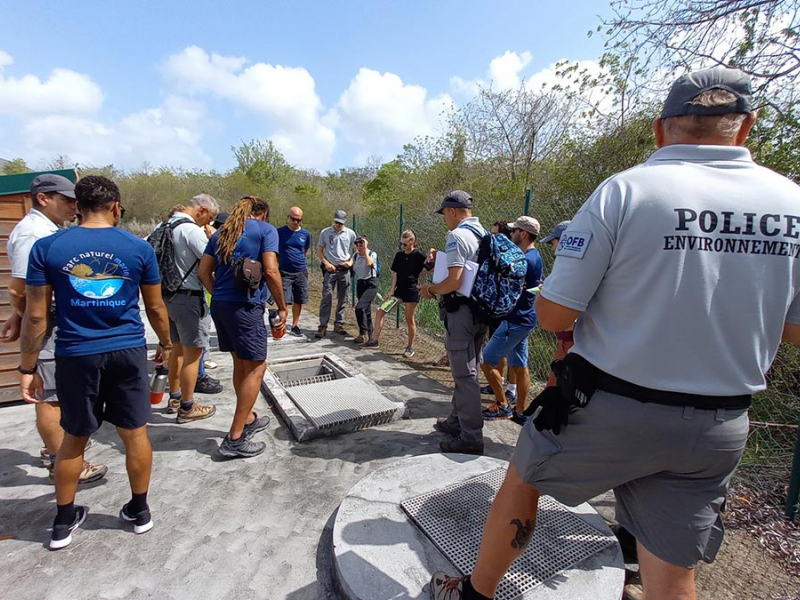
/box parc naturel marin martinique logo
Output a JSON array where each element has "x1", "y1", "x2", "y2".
[{"x1": 62, "y1": 252, "x2": 131, "y2": 307}]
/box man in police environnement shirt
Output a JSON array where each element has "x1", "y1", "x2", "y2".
[{"x1": 429, "y1": 68, "x2": 800, "y2": 600}]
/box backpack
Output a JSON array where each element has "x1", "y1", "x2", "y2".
[
  {"x1": 373, "y1": 253, "x2": 382, "y2": 278},
  {"x1": 461, "y1": 225, "x2": 528, "y2": 326},
  {"x1": 148, "y1": 218, "x2": 198, "y2": 294}
]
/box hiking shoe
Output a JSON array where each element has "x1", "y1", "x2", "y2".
[
  {"x1": 403, "y1": 346, "x2": 415, "y2": 358},
  {"x1": 506, "y1": 389, "x2": 517, "y2": 405},
  {"x1": 429, "y1": 571, "x2": 467, "y2": 599},
  {"x1": 243, "y1": 413, "x2": 270, "y2": 438},
  {"x1": 219, "y1": 434, "x2": 267, "y2": 458},
  {"x1": 433, "y1": 417, "x2": 460, "y2": 437},
  {"x1": 291, "y1": 326, "x2": 302, "y2": 336},
  {"x1": 439, "y1": 436, "x2": 484, "y2": 455},
  {"x1": 315, "y1": 326, "x2": 327, "y2": 339},
  {"x1": 119, "y1": 503, "x2": 153, "y2": 535},
  {"x1": 511, "y1": 412, "x2": 529, "y2": 426},
  {"x1": 480, "y1": 384, "x2": 493, "y2": 395},
  {"x1": 166, "y1": 397, "x2": 181, "y2": 414},
  {"x1": 363, "y1": 339, "x2": 379, "y2": 348},
  {"x1": 52, "y1": 461, "x2": 109, "y2": 484},
  {"x1": 333, "y1": 323, "x2": 347, "y2": 335},
  {"x1": 354, "y1": 334, "x2": 367, "y2": 344},
  {"x1": 195, "y1": 374, "x2": 223, "y2": 394},
  {"x1": 50, "y1": 506, "x2": 88, "y2": 550},
  {"x1": 177, "y1": 402, "x2": 216, "y2": 424},
  {"x1": 482, "y1": 402, "x2": 512, "y2": 420}
]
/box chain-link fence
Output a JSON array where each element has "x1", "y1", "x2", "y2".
[{"x1": 308, "y1": 193, "x2": 800, "y2": 524}]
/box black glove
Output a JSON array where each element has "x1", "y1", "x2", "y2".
[
  {"x1": 526, "y1": 385, "x2": 571, "y2": 435},
  {"x1": 524, "y1": 354, "x2": 598, "y2": 435}
]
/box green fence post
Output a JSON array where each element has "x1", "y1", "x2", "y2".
[
  {"x1": 397, "y1": 203, "x2": 404, "y2": 328},
  {"x1": 524, "y1": 188, "x2": 532, "y2": 216},
  {"x1": 785, "y1": 415, "x2": 800, "y2": 521},
  {"x1": 351, "y1": 214, "x2": 357, "y2": 307}
]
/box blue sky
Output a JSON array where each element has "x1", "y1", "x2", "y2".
[{"x1": 0, "y1": 0, "x2": 611, "y2": 172}]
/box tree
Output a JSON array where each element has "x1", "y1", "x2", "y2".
[
  {"x1": 231, "y1": 139, "x2": 294, "y2": 186},
  {"x1": 1, "y1": 158, "x2": 30, "y2": 175},
  {"x1": 601, "y1": 1, "x2": 800, "y2": 121}
]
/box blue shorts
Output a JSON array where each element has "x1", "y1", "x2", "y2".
[
  {"x1": 482, "y1": 320, "x2": 534, "y2": 368},
  {"x1": 211, "y1": 300, "x2": 267, "y2": 362},
  {"x1": 55, "y1": 346, "x2": 150, "y2": 436}
]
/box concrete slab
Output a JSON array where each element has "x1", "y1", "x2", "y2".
[
  {"x1": 332, "y1": 454, "x2": 624, "y2": 600},
  {"x1": 263, "y1": 352, "x2": 406, "y2": 441},
  {"x1": 0, "y1": 310, "x2": 524, "y2": 599}
]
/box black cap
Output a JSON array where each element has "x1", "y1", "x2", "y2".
[
  {"x1": 30, "y1": 173, "x2": 76, "y2": 199},
  {"x1": 661, "y1": 67, "x2": 753, "y2": 119},
  {"x1": 435, "y1": 190, "x2": 473, "y2": 214},
  {"x1": 213, "y1": 212, "x2": 229, "y2": 228}
]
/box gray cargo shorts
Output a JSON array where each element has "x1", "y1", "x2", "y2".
[
  {"x1": 38, "y1": 333, "x2": 57, "y2": 403},
  {"x1": 512, "y1": 390, "x2": 749, "y2": 568},
  {"x1": 165, "y1": 291, "x2": 211, "y2": 349}
]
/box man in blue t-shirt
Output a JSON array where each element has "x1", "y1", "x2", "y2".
[
  {"x1": 480, "y1": 216, "x2": 543, "y2": 424},
  {"x1": 19, "y1": 175, "x2": 173, "y2": 550},
  {"x1": 277, "y1": 206, "x2": 311, "y2": 336}
]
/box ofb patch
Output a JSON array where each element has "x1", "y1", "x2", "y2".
[{"x1": 556, "y1": 232, "x2": 592, "y2": 258}]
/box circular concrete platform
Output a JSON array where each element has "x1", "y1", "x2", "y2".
[{"x1": 332, "y1": 453, "x2": 624, "y2": 600}]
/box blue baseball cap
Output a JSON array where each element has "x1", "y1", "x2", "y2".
[{"x1": 540, "y1": 220, "x2": 571, "y2": 244}]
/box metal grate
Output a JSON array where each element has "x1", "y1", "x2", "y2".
[
  {"x1": 401, "y1": 469, "x2": 615, "y2": 600},
  {"x1": 286, "y1": 378, "x2": 398, "y2": 429},
  {"x1": 279, "y1": 373, "x2": 336, "y2": 388}
]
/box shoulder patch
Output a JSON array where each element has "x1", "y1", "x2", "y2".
[{"x1": 556, "y1": 231, "x2": 592, "y2": 259}]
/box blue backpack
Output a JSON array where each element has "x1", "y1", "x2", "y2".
[{"x1": 461, "y1": 225, "x2": 528, "y2": 326}]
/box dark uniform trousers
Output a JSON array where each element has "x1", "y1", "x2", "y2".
[{"x1": 440, "y1": 303, "x2": 488, "y2": 445}]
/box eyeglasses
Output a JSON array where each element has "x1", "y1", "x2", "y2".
[
  {"x1": 119, "y1": 206, "x2": 126, "y2": 220},
  {"x1": 289, "y1": 216, "x2": 302, "y2": 223}
]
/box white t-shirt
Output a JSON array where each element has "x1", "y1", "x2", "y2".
[
  {"x1": 8, "y1": 208, "x2": 59, "y2": 279},
  {"x1": 445, "y1": 216, "x2": 484, "y2": 297},
  {"x1": 541, "y1": 144, "x2": 800, "y2": 396},
  {"x1": 168, "y1": 212, "x2": 208, "y2": 291}
]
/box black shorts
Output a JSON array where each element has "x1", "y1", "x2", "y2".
[
  {"x1": 55, "y1": 346, "x2": 150, "y2": 436},
  {"x1": 281, "y1": 270, "x2": 309, "y2": 305},
  {"x1": 395, "y1": 286, "x2": 420, "y2": 304},
  {"x1": 211, "y1": 300, "x2": 267, "y2": 362}
]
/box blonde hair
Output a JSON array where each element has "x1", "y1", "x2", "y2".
[
  {"x1": 401, "y1": 229, "x2": 417, "y2": 248},
  {"x1": 216, "y1": 196, "x2": 269, "y2": 264}
]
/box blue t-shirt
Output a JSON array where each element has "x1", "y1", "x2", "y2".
[
  {"x1": 26, "y1": 227, "x2": 161, "y2": 357},
  {"x1": 506, "y1": 247, "x2": 543, "y2": 328},
  {"x1": 204, "y1": 219, "x2": 279, "y2": 305},
  {"x1": 277, "y1": 225, "x2": 311, "y2": 272}
]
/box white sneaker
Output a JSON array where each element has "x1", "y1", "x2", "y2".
[
  {"x1": 403, "y1": 346, "x2": 415, "y2": 358},
  {"x1": 203, "y1": 360, "x2": 218, "y2": 369}
]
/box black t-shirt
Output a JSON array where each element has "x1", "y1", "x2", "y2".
[{"x1": 391, "y1": 249, "x2": 427, "y2": 291}]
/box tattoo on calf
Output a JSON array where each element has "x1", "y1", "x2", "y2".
[{"x1": 510, "y1": 518, "x2": 535, "y2": 549}]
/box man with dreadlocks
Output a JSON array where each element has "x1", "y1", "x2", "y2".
[{"x1": 198, "y1": 196, "x2": 287, "y2": 459}]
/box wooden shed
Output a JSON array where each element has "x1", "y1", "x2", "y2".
[{"x1": 0, "y1": 169, "x2": 78, "y2": 404}]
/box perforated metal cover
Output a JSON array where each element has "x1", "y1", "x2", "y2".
[
  {"x1": 401, "y1": 469, "x2": 615, "y2": 600},
  {"x1": 287, "y1": 378, "x2": 398, "y2": 429},
  {"x1": 279, "y1": 373, "x2": 336, "y2": 388}
]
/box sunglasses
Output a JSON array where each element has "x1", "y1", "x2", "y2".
[
  {"x1": 289, "y1": 216, "x2": 302, "y2": 223},
  {"x1": 119, "y1": 205, "x2": 126, "y2": 220}
]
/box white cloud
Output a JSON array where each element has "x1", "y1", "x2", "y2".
[
  {"x1": 19, "y1": 95, "x2": 211, "y2": 169},
  {"x1": 162, "y1": 46, "x2": 335, "y2": 169},
  {"x1": 0, "y1": 50, "x2": 212, "y2": 170},
  {"x1": 331, "y1": 68, "x2": 453, "y2": 164},
  {"x1": 451, "y1": 50, "x2": 533, "y2": 97},
  {"x1": 0, "y1": 53, "x2": 104, "y2": 118}
]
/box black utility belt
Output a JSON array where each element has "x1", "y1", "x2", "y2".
[
  {"x1": 168, "y1": 289, "x2": 204, "y2": 297},
  {"x1": 596, "y1": 370, "x2": 752, "y2": 410},
  {"x1": 440, "y1": 292, "x2": 469, "y2": 312}
]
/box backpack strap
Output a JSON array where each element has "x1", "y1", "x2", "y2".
[
  {"x1": 458, "y1": 223, "x2": 488, "y2": 241},
  {"x1": 167, "y1": 217, "x2": 201, "y2": 293}
]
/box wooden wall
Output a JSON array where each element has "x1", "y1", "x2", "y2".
[{"x1": 0, "y1": 192, "x2": 31, "y2": 403}]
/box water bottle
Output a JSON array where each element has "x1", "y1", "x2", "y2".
[
  {"x1": 149, "y1": 365, "x2": 168, "y2": 405},
  {"x1": 269, "y1": 309, "x2": 284, "y2": 339}
]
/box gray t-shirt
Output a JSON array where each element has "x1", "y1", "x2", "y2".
[
  {"x1": 317, "y1": 226, "x2": 356, "y2": 265},
  {"x1": 353, "y1": 250, "x2": 378, "y2": 280},
  {"x1": 445, "y1": 216, "x2": 484, "y2": 297},
  {"x1": 541, "y1": 144, "x2": 800, "y2": 396},
  {"x1": 168, "y1": 212, "x2": 209, "y2": 291}
]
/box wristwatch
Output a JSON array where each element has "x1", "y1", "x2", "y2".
[{"x1": 17, "y1": 364, "x2": 38, "y2": 375}]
